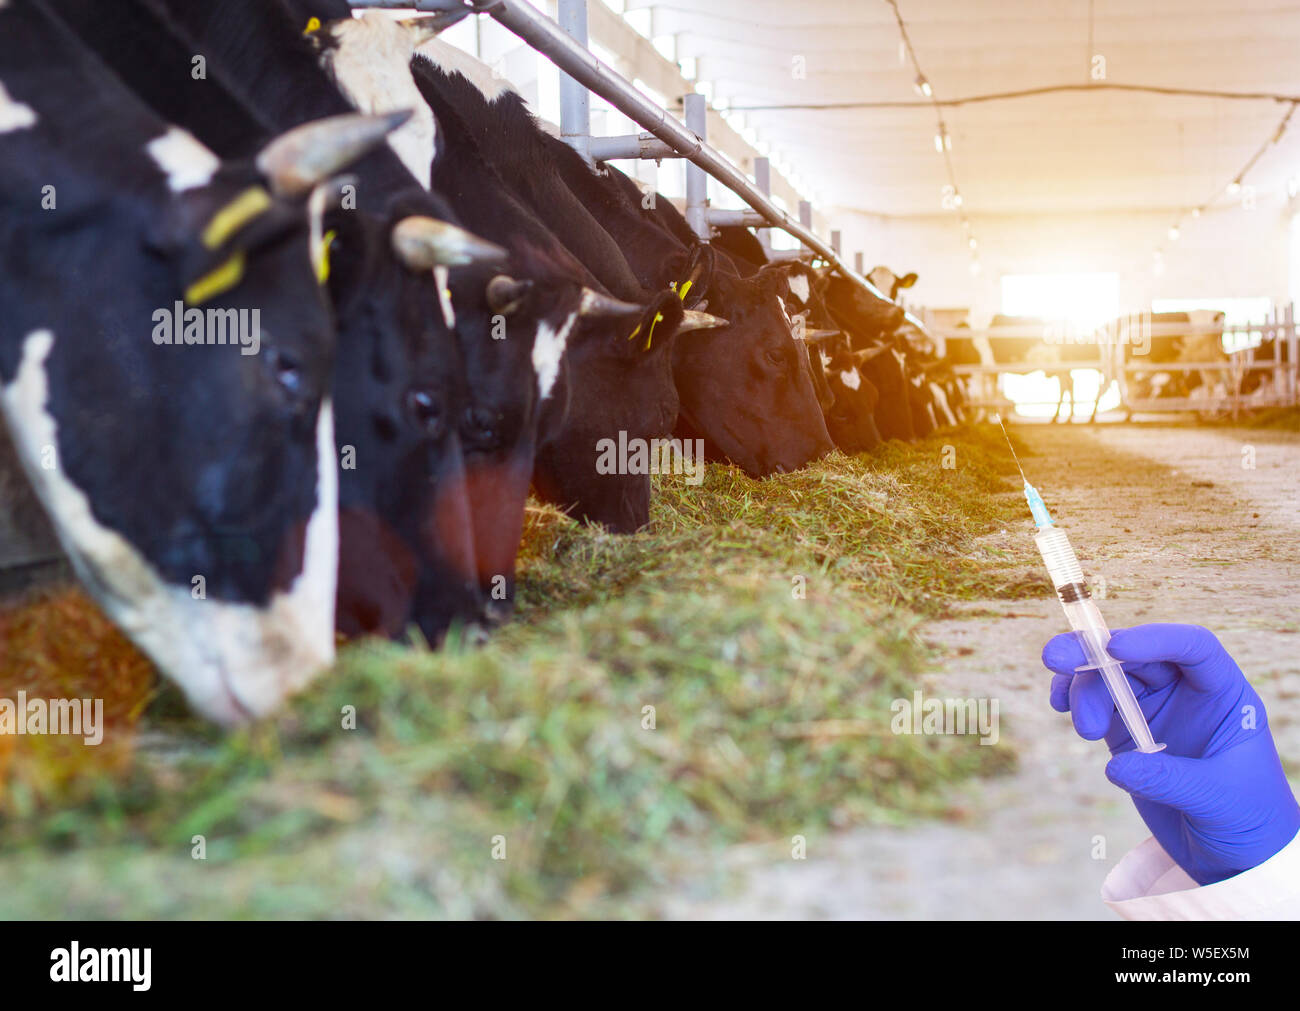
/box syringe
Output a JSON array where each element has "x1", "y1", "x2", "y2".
[{"x1": 995, "y1": 417, "x2": 1165, "y2": 754}]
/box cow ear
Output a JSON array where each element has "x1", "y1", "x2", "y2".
[
  {"x1": 898, "y1": 272, "x2": 918, "y2": 289},
  {"x1": 674, "y1": 243, "x2": 715, "y2": 309}
]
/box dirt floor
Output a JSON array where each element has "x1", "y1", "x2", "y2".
[{"x1": 659, "y1": 421, "x2": 1300, "y2": 919}]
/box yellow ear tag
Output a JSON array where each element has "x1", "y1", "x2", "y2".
[
  {"x1": 304, "y1": 16, "x2": 321, "y2": 35},
  {"x1": 201, "y1": 186, "x2": 272, "y2": 250},
  {"x1": 316, "y1": 228, "x2": 336, "y2": 285},
  {"x1": 677, "y1": 279, "x2": 694, "y2": 304},
  {"x1": 643, "y1": 311, "x2": 664, "y2": 351},
  {"x1": 185, "y1": 251, "x2": 246, "y2": 306}
]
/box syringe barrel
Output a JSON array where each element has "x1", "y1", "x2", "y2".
[
  {"x1": 1034, "y1": 525, "x2": 1090, "y2": 603},
  {"x1": 1034, "y1": 525, "x2": 1164, "y2": 754}
]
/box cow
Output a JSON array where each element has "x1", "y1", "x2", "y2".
[
  {"x1": 512, "y1": 148, "x2": 834, "y2": 474},
  {"x1": 58, "y1": 0, "x2": 511, "y2": 643},
  {"x1": 1116, "y1": 310, "x2": 1228, "y2": 413},
  {"x1": 0, "y1": 0, "x2": 403, "y2": 722},
  {"x1": 866, "y1": 265, "x2": 918, "y2": 302},
  {"x1": 258, "y1": 2, "x2": 725, "y2": 608},
  {"x1": 1239, "y1": 324, "x2": 1292, "y2": 399},
  {"x1": 412, "y1": 54, "x2": 719, "y2": 544},
  {"x1": 984, "y1": 315, "x2": 1110, "y2": 423}
]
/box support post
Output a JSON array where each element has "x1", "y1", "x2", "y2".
[
  {"x1": 1284, "y1": 302, "x2": 1294, "y2": 405},
  {"x1": 684, "y1": 92, "x2": 710, "y2": 241},
  {"x1": 831, "y1": 230, "x2": 841, "y2": 256},
  {"x1": 558, "y1": 0, "x2": 591, "y2": 164},
  {"x1": 854, "y1": 252, "x2": 864, "y2": 275},
  {"x1": 754, "y1": 156, "x2": 772, "y2": 253},
  {"x1": 798, "y1": 200, "x2": 812, "y2": 255}
]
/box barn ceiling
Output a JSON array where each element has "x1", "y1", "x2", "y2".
[{"x1": 626, "y1": 0, "x2": 1300, "y2": 218}]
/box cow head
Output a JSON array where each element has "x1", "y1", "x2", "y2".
[
  {"x1": 533, "y1": 288, "x2": 727, "y2": 533},
  {"x1": 854, "y1": 343, "x2": 916, "y2": 442},
  {"x1": 866, "y1": 265, "x2": 918, "y2": 302},
  {"x1": 0, "y1": 112, "x2": 402, "y2": 724},
  {"x1": 820, "y1": 271, "x2": 906, "y2": 346},
  {"x1": 672, "y1": 265, "x2": 834, "y2": 476},
  {"x1": 326, "y1": 206, "x2": 504, "y2": 643},
  {"x1": 819, "y1": 343, "x2": 883, "y2": 453}
]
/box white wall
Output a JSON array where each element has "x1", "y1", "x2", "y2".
[{"x1": 831, "y1": 196, "x2": 1296, "y2": 327}]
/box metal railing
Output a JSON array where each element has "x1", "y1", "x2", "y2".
[
  {"x1": 352, "y1": 0, "x2": 896, "y2": 306},
  {"x1": 931, "y1": 307, "x2": 1299, "y2": 417}
]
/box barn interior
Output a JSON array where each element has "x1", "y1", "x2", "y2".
[{"x1": 2, "y1": 0, "x2": 1299, "y2": 932}]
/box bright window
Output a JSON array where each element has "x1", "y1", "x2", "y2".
[
  {"x1": 1000, "y1": 272, "x2": 1120, "y2": 332},
  {"x1": 998, "y1": 272, "x2": 1122, "y2": 419}
]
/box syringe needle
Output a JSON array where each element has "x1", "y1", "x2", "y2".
[{"x1": 994, "y1": 413, "x2": 1028, "y2": 484}]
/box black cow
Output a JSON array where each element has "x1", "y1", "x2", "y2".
[
  {"x1": 1116, "y1": 310, "x2": 1227, "y2": 407},
  {"x1": 0, "y1": 1, "x2": 399, "y2": 722},
  {"x1": 536, "y1": 156, "x2": 833, "y2": 474},
  {"x1": 152, "y1": 0, "x2": 512, "y2": 639},
  {"x1": 988, "y1": 314, "x2": 1109, "y2": 422},
  {"x1": 412, "y1": 55, "x2": 709, "y2": 545}
]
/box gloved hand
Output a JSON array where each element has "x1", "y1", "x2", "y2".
[{"x1": 1042, "y1": 623, "x2": 1300, "y2": 886}]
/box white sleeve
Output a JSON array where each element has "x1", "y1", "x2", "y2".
[{"x1": 1102, "y1": 829, "x2": 1300, "y2": 920}]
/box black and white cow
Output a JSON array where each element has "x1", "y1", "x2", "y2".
[
  {"x1": 0, "y1": 0, "x2": 399, "y2": 721},
  {"x1": 412, "y1": 54, "x2": 716, "y2": 544},
  {"x1": 529, "y1": 152, "x2": 834, "y2": 474},
  {"x1": 148, "y1": 0, "x2": 510, "y2": 639}
]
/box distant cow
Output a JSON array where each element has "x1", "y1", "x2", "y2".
[
  {"x1": 1118, "y1": 310, "x2": 1227, "y2": 408},
  {"x1": 985, "y1": 315, "x2": 1111, "y2": 423}
]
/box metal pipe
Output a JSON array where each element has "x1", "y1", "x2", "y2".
[
  {"x1": 557, "y1": 0, "x2": 592, "y2": 164},
  {"x1": 588, "y1": 133, "x2": 681, "y2": 161},
  {"x1": 754, "y1": 156, "x2": 772, "y2": 253},
  {"x1": 683, "y1": 92, "x2": 710, "y2": 240},
  {"x1": 831, "y1": 230, "x2": 841, "y2": 255},
  {"x1": 463, "y1": 0, "x2": 888, "y2": 299},
  {"x1": 707, "y1": 208, "x2": 766, "y2": 228}
]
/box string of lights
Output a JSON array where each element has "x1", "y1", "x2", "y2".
[
  {"x1": 1152, "y1": 100, "x2": 1298, "y2": 275},
  {"x1": 728, "y1": 83, "x2": 1300, "y2": 113},
  {"x1": 882, "y1": 0, "x2": 980, "y2": 274}
]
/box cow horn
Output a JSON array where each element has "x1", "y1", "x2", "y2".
[
  {"x1": 677, "y1": 310, "x2": 730, "y2": 333},
  {"x1": 257, "y1": 110, "x2": 413, "y2": 198},
  {"x1": 577, "y1": 288, "x2": 644, "y2": 319},
  {"x1": 855, "y1": 344, "x2": 893, "y2": 365},
  {"x1": 400, "y1": 10, "x2": 471, "y2": 43},
  {"x1": 486, "y1": 275, "x2": 533, "y2": 315},
  {"x1": 392, "y1": 216, "x2": 506, "y2": 269},
  {"x1": 805, "y1": 328, "x2": 842, "y2": 344}
]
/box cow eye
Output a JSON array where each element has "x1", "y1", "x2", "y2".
[
  {"x1": 405, "y1": 388, "x2": 445, "y2": 437},
  {"x1": 265, "y1": 346, "x2": 303, "y2": 397},
  {"x1": 765, "y1": 348, "x2": 786, "y2": 367}
]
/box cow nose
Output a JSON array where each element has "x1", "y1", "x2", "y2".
[{"x1": 482, "y1": 598, "x2": 512, "y2": 627}]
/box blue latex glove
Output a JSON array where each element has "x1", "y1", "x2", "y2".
[{"x1": 1042, "y1": 623, "x2": 1300, "y2": 886}]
